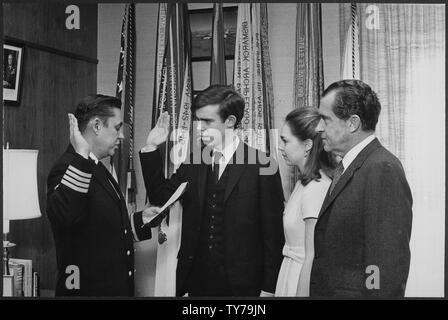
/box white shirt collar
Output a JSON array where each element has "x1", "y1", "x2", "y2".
[
  {"x1": 89, "y1": 152, "x2": 99, "y2": 164},
  {"x1": 341, "y1": 134, "x2": 376, "y2": 173},
  {"x1": 213, "y1": 131, "x2": 240, "y2": 163}
]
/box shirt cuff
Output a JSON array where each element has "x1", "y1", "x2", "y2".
[
  {"x1": 142, "y1": 214, "x2": 152, "y2": 225},
  {"x1": 130, "y1": 211, "x2": 152, "y2": 242},
  {"x1": 260, "y1": 290, "x2": 274, "y2": 297},
  {"x1": 141, "y1": 145, "x2": 157, "y2": 153}
]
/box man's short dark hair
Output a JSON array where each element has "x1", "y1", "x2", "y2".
[
  {"x1": 191, "y1": 85, "x2": 245, "y2": 128},
  {"x1": 322, "y1": 79, "x2": 381, "y2": 131},
  {"x1": 74, "y1": 94, "x2": 122, "y2": 132}
]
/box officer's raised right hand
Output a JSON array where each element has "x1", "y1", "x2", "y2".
[{"x1": 68, "y1": 113, "x2": 90, "y2": 159}]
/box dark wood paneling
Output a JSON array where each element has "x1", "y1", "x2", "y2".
[
  {"x1": 3, "y1": 3, "x2": 97, "y2": 293},
  {"x1": 3, "y1": 3, "x2": 97, "y2": 60}
]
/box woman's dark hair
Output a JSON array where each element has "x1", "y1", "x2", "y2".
[
  {"x1": 74, "y1": 94, "x2": 122, "y2": 132},
  {"x1": 191, "y1": 85, "x2": 245, "y2": 128},
  {"x1": 285, "y1": 107, "x2": 332, "y2": 186}
]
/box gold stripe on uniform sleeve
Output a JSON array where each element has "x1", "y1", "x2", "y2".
[
  {"x1": 62, "y1": 173, "x2": 90, "y2": 189},
  {"x1": 65, "y1": 169, "x2": 91, "y2": 184},
  {"x1": 68, "y1": 165, "x2": 92, "y2": 179},
  {"x1": 61, "y1": 177, "x2": 89, "y2": 193}
]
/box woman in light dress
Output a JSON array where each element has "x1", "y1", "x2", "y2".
[{"x1": 275, "y1": 107, "x2": 332, "y2": 297}]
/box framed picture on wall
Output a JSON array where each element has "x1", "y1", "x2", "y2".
[
  {"x1": 189, "y1": 6, "x2": 238, "y2": 62},
  {"x1": 189, "y1": 5, "x2": 238, "y2": 93},
  {"x1": 3, "y1": 42, "x2": 25, "y2": 105}
]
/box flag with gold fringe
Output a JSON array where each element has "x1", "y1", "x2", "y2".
[
  {"x1": 290, "y1": 3, "x2": 324, "y2": 193},
  {"x1": 233, "y1": 3, "x2": 274, "y2": 154},
  {"x1": 151, "y1": 3, "x2": 193, "y2": 296},
  {"x1": 341, "y1": 3, "x2": 360, "y2": 79},
  {"x1": 114, "y1": 3, "x2": 137, "y2": 214}
]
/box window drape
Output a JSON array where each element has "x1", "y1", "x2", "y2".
[{"x1": 340, "y1": 3, "x2": 445, "y2": 297}]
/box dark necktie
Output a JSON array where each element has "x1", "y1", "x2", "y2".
[
  {"x1": 213, "y1": 151, "x2": 223, "y2": 183},
  {"x1": 329, "y1": 161, "x2": 344, "y2": 195}
]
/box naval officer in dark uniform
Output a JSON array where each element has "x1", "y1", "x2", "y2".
[{"x1": 47, "y1": 94, "x2": 159, "y2": 296}]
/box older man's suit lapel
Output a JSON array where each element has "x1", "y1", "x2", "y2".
[{"x1": 318, "y1": 138, "x2": 381, "y2": 219}]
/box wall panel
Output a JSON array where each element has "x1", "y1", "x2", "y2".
[{"x1": 3, "y1": 3, "x2": 97, "y2": 294}]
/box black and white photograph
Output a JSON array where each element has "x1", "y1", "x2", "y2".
[
  {"x1": 3, "y1": 42, "x2": 24, "y2": 104},
  {"x1": 1, "y1": 1, "x2": 446, "y2": 307}
]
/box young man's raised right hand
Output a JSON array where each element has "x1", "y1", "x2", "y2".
[{"x1": 142, "y1": 111, "x2": 170, "y2": 152}]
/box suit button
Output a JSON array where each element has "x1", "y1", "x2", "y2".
[
  {"x1": 128, "y1": 271, "x2": 132, "y2": 276},
  {"x1": 124, "y1": 229, "x2": 128, "y2": 235},
  {"x1": 126, "y1": 250, "x2": 130, "y2": 256},
  {"x1": 209, "y1": 245, "x2": 213, "y2": 249},
  {"x1": 211, "y1": 204, "x2": 216, "y2": 208},
  {"x1": 209, "y1": 235, "x2": 214, "y2": 239},
  {"x1": 212, "y1": 194, "x2": 216, "y2": 199}
]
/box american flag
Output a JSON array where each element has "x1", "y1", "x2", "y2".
[
  {"x1": 151, "y1": 3, "x2": 193, "y2": 296},
  {"x1": 114, "y1": 3, "x2": 137, "y2": 214}
]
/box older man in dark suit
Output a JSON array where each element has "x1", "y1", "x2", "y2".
[
  {"x1": 140, "y1": 85, "x2": 284, "y2": 297},
  {"x1": 310, "y1": 80, "x2": 413, "y2": 298}
]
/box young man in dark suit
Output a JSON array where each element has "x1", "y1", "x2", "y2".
[
  {"x1": 140, "y1": 85, "x2": 285, "y2": 297},
  {"x1": 311, "y1": 80, "x2": 413, "y2": 298},
  {"x1": 47, "y1": 94, "x2": 158, "y2": 296}
]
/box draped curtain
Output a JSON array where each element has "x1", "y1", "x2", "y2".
[
  {"x1": 290, "y1": 3, "x2": 324, "y2": 193},
  {"x1": 340, "y1": 3, "x2": 445, "y2": 297}
]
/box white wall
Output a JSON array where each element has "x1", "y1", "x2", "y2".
[{"x1": 322, "y1": 3, "x2": 341, "y2": 87}]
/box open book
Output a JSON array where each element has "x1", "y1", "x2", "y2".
[{"x1": 144, "y1": 182, "x2": 188, "y2": 227}]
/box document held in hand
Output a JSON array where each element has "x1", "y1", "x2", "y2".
[{"x1": 145, "y1": 182, "x2": 188, "y2": 227}]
